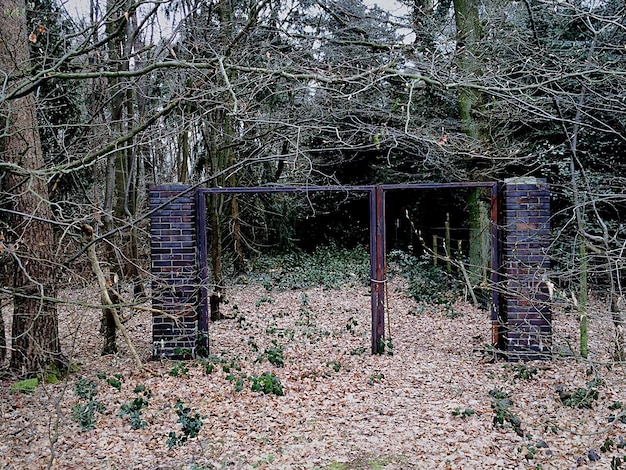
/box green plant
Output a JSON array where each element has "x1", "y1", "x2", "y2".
[
  {"x1": 120, "y1": 385, "x2": 151, "y2": 429},
  {"x1": 377, "y1": 336, "x2": 394, "y2": 355},
  {"x1": 388, "y1": 251, "x2": 461, "y2": 304},
  {"x1": 556, "y1": 378, "x2": 602, "y2": 409},
  {"x1": 226, "y1": 373, "x2": 248, "y2": 392},
  {"x1": 236, "y1": 314, "x2": 250, "y2": 330},
  {"x1": 166, "y1": 399, "x2": 205, "y2": 448},
  {"x1": 442, "y1": 300, "x2": 461, "y2": 318},
  {"x1": 252, "y1": 245, "x2": 369, "y2": 291},
  {"x1": 256, "y1": 340, "x2": 284, "y2": 367},
  {"x1": 326, "y1": 360, "x2": 341, "y2": 372},
  {"x1": 106, "y1": 373, "x2": 124, "y2": 391},
  {"x1": 174, "y1": 347, "x2": 192, "y2": 357},
  {"x1": 452, "y1": 407, "x2": 475, "y2": 418},
  {"x1": 490, "y1": 389, "x2": 523, "y2": 436},
  {"x1": 222, "y1": 358, "x2": 241, "y2": 374},
  {"x1": 346, "y1": 316, "x2": 358, "y2": 334},
  {"x1": 518, "y1": 443, "x2": 537, "y2": 461},
  {"x1": 72, "y1": 377, "x2": 105, "y2": 431},
  {"x1": 512, "y1": 365, "x2": 538, "y2": 381},
  {"x1": 255, "y1": 297, "x2": 273, "y2": 308},
  {"x1": 250, "y1": 372, "x2": 284, "y2": 396},
  {"x1": 368, "y1": 372, "x2": 385, "y2": 385},
  {"x1": 169, "y1": 362, "x2": 189, "y2": 377},
  {"x1": 195, "y1": 332, "x2": 209, "y2": 357},
  {"x1": 253, "y1": 454, "x2": 275, "y2": 467},
  {"x1": 349, "y1": 347, "x2": 366, "y2": 356}
]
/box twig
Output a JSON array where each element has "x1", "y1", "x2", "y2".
[{"x1": 405, "y1": 210, "x2": 479, "y2": 306}]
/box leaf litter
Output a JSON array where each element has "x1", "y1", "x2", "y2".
[{"x1": 1, "y1": 278, "x2": 626, "y2": 469}]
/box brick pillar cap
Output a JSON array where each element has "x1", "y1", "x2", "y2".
[{"x1": 504, "y1": 177, "x2": 547, "y2": 184}]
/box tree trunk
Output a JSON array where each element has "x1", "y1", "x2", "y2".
[
  {"x1": 453, "y1": 0, "x2": 490, "y2": 295},
  {"x1": 0, "y1": 0, "x2": 65, "y2": 374}
]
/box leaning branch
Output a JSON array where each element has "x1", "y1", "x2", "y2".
[{"x1": 81, "y1": 224, "x2": 154, "y2": 374}]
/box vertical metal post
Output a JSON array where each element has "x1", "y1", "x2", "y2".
[
  {"x1": 490, "y1": 183, "x2": 502, "y2": 347},
  {"x1": 195, "y1": 190, "x2": 209, "y2": 353},
  {"x1": 370, "y1": 186, "x2": 386, "y2": 354}
]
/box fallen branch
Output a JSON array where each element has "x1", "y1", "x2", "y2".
[{"x1": 81, "y1": 224, "x2": 156, "y2": 375}]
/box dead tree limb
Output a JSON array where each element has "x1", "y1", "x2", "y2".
[{"x1": 81, "y1": 224, "x2": 147, "y2": 372}]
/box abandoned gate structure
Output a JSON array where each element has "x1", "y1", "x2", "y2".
[{"x1": 149, "y1": 178, "x2": 551, "y2": 361}]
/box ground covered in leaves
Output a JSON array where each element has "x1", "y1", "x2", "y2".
[{"x1": 2, "y1": 276, "x2": 626, "y2": 469}]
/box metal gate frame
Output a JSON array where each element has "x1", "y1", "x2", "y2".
[{"x1": 195, "y1": 182, "x2": 501, "y2": 354}]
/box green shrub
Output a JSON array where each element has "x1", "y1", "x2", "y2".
[
  {"x1": 119, "y1": 385, "x2": 151, "y2": 429},
  {"x1": 557, "y1": 378, "x2": 602, "y2": 409},
  {"x1": 490, "y1": 389, "x2": 523, "y2": 436},
  {"x1": 250, "y1": 372, "x2": 284, "y2": 396},
  {"x1": 256, "y1": 340, "x2": 285, "y2": 367},
  {"x1": 166, "y1": 399, "x2": 205, "y2": 448},
  {"x1": 72, "y1": 377, "x2": 105, "y2": 431}
]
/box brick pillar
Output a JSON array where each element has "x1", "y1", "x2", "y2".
[
  {"x1": 503, "y1": 177, "x2": 551, "y2": 361},
  {"x1": 149, "y1": 185, "x2": 197, "y2": 358}
]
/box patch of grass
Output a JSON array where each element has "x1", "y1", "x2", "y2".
[{"x1": 9, "y1": 378, "x2": 38, "y2": 394}]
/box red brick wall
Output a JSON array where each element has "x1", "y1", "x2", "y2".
[
  {"x1": 503, "y1": 179, "x2": 551, "y2": 360},
  {"x1": 149, "y1": 185, "x2": 197, "y2": 358}
]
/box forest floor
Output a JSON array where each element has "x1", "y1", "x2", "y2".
[{"x1": 2, "y1": 277, "x2": 626, "y2": 469}]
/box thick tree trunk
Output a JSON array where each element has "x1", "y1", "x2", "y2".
[{"x1": 0, "y1": 0, "x2": 65, "y2": 373}]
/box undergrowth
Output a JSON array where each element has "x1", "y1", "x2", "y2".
[
  {"x1": 388, "y1": 250, "x2": 462, "y2": 304},
  {"x1": 247, "y1": 244, "x2": 369, "y2": 291}
]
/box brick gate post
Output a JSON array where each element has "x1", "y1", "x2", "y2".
[
  {"x1": 503, "y1": 177, "x2": 551, "y2": 360},
  {"x1": 149, "y1": 184, "x2": 198, "y2": 358}
]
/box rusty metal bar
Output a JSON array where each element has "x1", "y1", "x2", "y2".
[
  {"x1": 381, "y1": 182, "x2": 497, "y2": 191},
  {"x1": 490, "y1": 184, "x2": 502, "y2": 346},
  {"x1": 195, "y1": 182, "x2": 501, "y2": 356},
  {"x1": 197, "y1": 185, "x2": 375, "y2": 195},
  {"x1": 491, "y1": 182, "x2": 504, "y2": 347},
  {"x1": 370, "y1": 186, "x2": 387, "y2": 353},
  {"x1": 195, "y1": 190, "x2": 209, "y2": 353}
]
